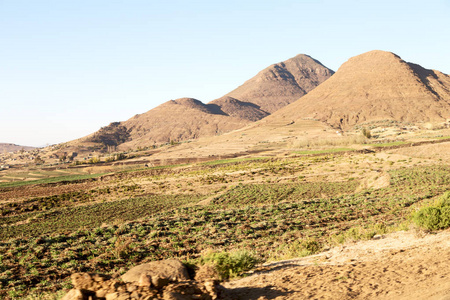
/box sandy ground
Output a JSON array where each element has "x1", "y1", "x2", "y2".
[
  {"x1": 224, "y1": 230, "x2": 450, "y2": 300},
  {"x1": 391, "y1": 141, "x2": 450, "y2": 162}
]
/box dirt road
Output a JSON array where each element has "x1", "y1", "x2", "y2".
[{"x1": 224, "y1": 230, "x2": 450, "y2": 299}]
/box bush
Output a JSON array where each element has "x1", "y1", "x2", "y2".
[
  {"x1": 199, "y1": 250, "x2": 259, "y2": 280},
  {"x1": 362, "y1": 127, "x2": 372, "y2": 139},
  {"x1": 413, "y1": 191, "x2": 450, "y2": 230},
  {"x1": 88, "y1": 157, "x2": 100, "y2": 164},
  {"x1": 287, "y1": 239, "x2": 321, "y2": 257},
  {"x1": 270, "y1": 238, "x2": 321, "y2": 261}
]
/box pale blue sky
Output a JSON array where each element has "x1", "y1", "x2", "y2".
[{"x1": 1, "y1": 0, "x2": 449, "y2": 146}]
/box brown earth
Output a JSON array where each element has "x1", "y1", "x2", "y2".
[
  {"x1": 0, "y1": 143, "x2": 35, "y2": 153},
  {"x1": 391, "y1": 141, "x2": 450, "y2": 162},
  {"x1": 209, "y1": 96, "x2": 270, "y2": 122},
  {"x1": 224, "y1": 230, "x2": 450, "y2": 300},
  {"x1": 120, "y1": 97, "x2": 255, "y2": 147},
  {"x1": 71, "y1": 54, "x2": 333, "y2": 151},
  {"x1": 265, "y1": 50, "x2": 450, "y2": 130},
  {"x1": 135, "y1": 51, "x2": 450, "y2": 163},
  {"x1": 223, "y1": 54, "x2": 334, "y2": 113}
]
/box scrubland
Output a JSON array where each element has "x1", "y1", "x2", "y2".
[{"x1": 0, "y1": 134, "x2": 449, "y2": 299}]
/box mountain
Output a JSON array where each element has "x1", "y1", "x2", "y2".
[
  {"x1": 223, "y1": 54, "x2": 334, "y2": 113},
  {"x1": 82, "y1": 54, "x2": 333, "y2": 149},
  {"x1": 209, "y1": 96, "x2": 269, "y2": 122},
  {"x1": 265, "y1": 50, "x2": 450, "y2": 129},
  {"x1": 0, "y1": 143, "x2": 35, "y2": 153},
  {"x1": 119, "y1": 97, "x2": 266, "y2": 147}
]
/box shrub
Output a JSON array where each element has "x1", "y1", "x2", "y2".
[
  {"x1": 88, "y1": 157, "x2": 100, "y2": 164},
  {"x1": 89, "y1": 122, "x2": 130, "y2": 147},
  {"x1": 270, "y1": 238, "x2": 321, "y2": 261},
  {"x1": 413, "y1": 191, "x2": 450, "y2": 230},
  {"x1": 287, "y1": 239, "x2": 321, "y2": 257},
  {"x1": 199, "y1": 250, "x2": 259, "y2": 280},
  {"x1": 362, "y1": 127, "x2": 372, "y2": 139}
]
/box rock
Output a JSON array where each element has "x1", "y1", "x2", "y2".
[
  {"x1": 138, "y1": 273, "x2": 152, "y2": 287},
  {"x1": 60, "y1": 266, "x2": 225, "y2": 300},
  {"x1": 195, "y1": 264, "x2": 220, "y2": 282},
  {"x1": 151, "y1": 275, "x2": 170, "y2": 289},
  {"x1": 122, "y1": 259, "x2": 190, "y2": 283},
  {"x1": 96, "y1": 288, "x2": 108, "y2": 298},
  {"x1": 60, "y1": 289, "x2": 84, "y2": 300},
  {"x1": 71, "y1": 272, "x2": 112, "y2": 290},
  {"x1": 105, "y1": 292, "x2": 131, "y2": 300},
  {"x1": 129, "y1": 290, "x2": 140, "y2": 299},
  {"x1": 204, "y1": 280, "x2": 217, "y2": 294},
  {"x1": 163, "y1": 281, "x2": 215, "y2": 300},
  {"x1": 127, "y1": 284, "x2": 138, "y2": 293}
]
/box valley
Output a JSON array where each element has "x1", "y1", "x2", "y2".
[
  {"x1": 1, "y1": 125, "x2": 449, "y2": 298},
  {"x1": 1, "y1": 49, "x2": 450, "y2": 299}
]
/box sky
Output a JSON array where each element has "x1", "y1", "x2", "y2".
[{"x1": 1, "y1": 0, "x2": 449, "y2": 147}]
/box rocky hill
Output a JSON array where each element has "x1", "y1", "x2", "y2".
[
  {"x1": 224, "y1": 54, "x2": 334, "y2": 113},
  {"x1": 81, "y1": 54, "x2": 333, "y2": 149},
  {"x1": 0, "y1": 143, "x2": 35, "y2": 153},
  {"x1": 209, "y1": 96, "x2": 270, "y2": 122},
  {"x1": 120, "y1": 97, "x2": 259, "y2": 147},
  {"x1": 265, "y1": 50, "x2": 450, "y2": 129}
]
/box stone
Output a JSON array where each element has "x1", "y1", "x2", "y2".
[
  {"x1": 195, "y1": 264, "x2": 220, "y2": 282},
  {"x1": 138, "y1": 273, "x2": 152, "y2": 287},
  {"x1": 127, "y1": 284, "x2": 138, "y2": 293},
  {"x1": 105, "y1": 292, "x2": 131, "y2": 300},
  {"x1": 96, "y1": 288, "x2": 108, "y2": 298},
  {"x1": 151, "y1": 275, "x2": 170, "y2": 289},
  {"x1": 60, "y1": 289, "x2": 84, "y2": 300},
  {"x1": 71, "y1": 273, "x2": 93, "y2": 290},
  {"x1": 122, "y1": 259, "x2": 190, "y2": 283},
  {"x1": 129, "y1": 290, "x2": 140, "y2": 299}
]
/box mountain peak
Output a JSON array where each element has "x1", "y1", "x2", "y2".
[
  {"x1": 222, "y1": 54, "x2": 334, "y2": 113},
  {"x1": 269, "y1": 50, "x2": 450, "y2": 129},
  {"x1": 76, "y1": 53, "x2": 334, "y2": 149}
]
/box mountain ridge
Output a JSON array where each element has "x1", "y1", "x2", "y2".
[
  {"x1": 265, "y1": 50, "x2": 450, "y2": 129},
  {"x1": 82, "y1": 53, "x2": 333, "y2": 149}
]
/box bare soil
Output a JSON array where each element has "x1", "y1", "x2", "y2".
[{"x1": 224, "y1": 230, "x2": 450, "y2": 300}]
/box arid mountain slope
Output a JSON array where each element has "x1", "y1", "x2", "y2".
[
  {"x1": 265, "y1": 50, "x2": 450, "y2": 129},
  {"x1": 209, "y1": 96, "x2": 270, "y2": 122},
  {"x1": 0, "y1": 143, "x2": 35, "y2": 153},
  {"x1": 120, "y1": 98, "x2": 259, "y2": 147},
  {"x1": 224, "y1": 54, "x2": 334, "y2": 113},
  {"x1": 84, "y1": 54, "x2": 333, "y2": 149}
]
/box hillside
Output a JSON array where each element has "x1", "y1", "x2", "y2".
[
  {"x1": 0, "y1": 143, "x2": 35, "y2": 153},
  {"x1": 265, "y1": 50, "x2": 450, "y2": 129},
  {"x1": 2, "y1": 135, "x2": 450, "y2": 298},
  {"x1": 209, "y1": 96, "x2": 270, "y2": 122},
  {"x1": 224, "y1": 54, "x2": 334, "y2": 113},
  {"x1": 120, "y1": 97, "x2": 258, "y2": 147},
  {"x1": 76, "y1": 54, "x2": 333, "y2": 151}
]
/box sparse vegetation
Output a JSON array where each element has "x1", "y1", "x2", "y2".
[
  {"x1": 197, "y1": 250, "x2": 259, "y2": 280},
  {"x1": 89, "y1": 122, "x2": 130, "y2": 149},
  {"x1": 1, "y1": 137, "x2": 449, "y2": 298},
  {"x1": 412, "y1": 191, "x2": 450, "y2": 231},
  {"x1": 293, "y1": 148, "x2": 353, "y2": 155},
  {"x1": 362, "y1": 127, "x2": 372, "y2": 139}
]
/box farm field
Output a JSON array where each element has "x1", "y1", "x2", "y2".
[{"x1": 0, "y1": 137, "x2": 449, "y2": 298}]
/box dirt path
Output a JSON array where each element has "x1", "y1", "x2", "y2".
[{"x1": 224, "y1": 230, "x2": 450, "y2": 299}]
